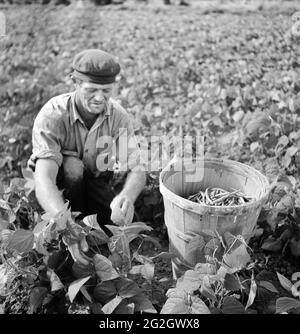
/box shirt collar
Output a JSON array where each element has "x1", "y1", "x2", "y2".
[{"x1": 70, "y1": 92, "x2": 111, "y2": 125}]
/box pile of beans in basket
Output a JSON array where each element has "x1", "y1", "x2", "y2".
[{"x1": 187, "y1": 187, "x2": 254, "y2": 206}]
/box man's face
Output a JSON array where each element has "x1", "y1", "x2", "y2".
[{"x1": 76, "y1": 81, "x2": 114, "y2": 115}]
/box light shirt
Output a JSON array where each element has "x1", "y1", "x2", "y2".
[{"x1": 28, "y1": 92, "x2": 143, "y2": 177}]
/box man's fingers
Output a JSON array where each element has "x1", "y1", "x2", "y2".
[
  {"x1": 121, "y1": 200, "x2": 130, "y2": 215},
  {"x1": 111, "y1": 197, "x2": 125, "y2": 210},
  {"x1": 80, "y1": 237, "x2": 89, "y2": 252},
  {"x1": 111, "y1": 206, "x2": 125, "y2": 225},
  {"x1": 124, "y1": 204, "x2": 134, "y2": 225}
]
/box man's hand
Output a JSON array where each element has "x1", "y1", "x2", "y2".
[{"x1": 110, "y1": 195, "x2": 134, "y2": 226}]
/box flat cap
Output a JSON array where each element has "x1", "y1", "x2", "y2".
[{"x1": 72, "y1": 49, "x2": 120, "y2": 84}]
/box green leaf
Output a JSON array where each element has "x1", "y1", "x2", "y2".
[
  {"x1": 245, "y1": 273, "x2": 257, "y2": 310},
  {"x1": 87, "y1": 230, "x2": 109, "y2": 246},
  {"x1": 33, "y1": 219, "x2": 49, "y2": 236},
  {"x1": 83, "y1": 214, "x2": 102, "y2": 231},
  {"x1": 244, "y1": 112, "x2": 271, "y2": 139},
  {"x1": 105, "y1": 224, "x2": 122, "y2": 236},
  {"x1": 176, "y1": 270, "x2": 203, "y2": 293},
  {"x1": 0, "y1": 199, "x2": 10, "y2": 211},
  {"x1": 194, "y1": 263, "x2": 216, "y2": 275},
  {"x1": 108, "y1": 252, "x2": 123, "y2": 269},
  {"x1": 34, "y1": 233, "x2": 49, "y2": 256},
  {"x1": 186, "y1": 234, "x2": 205, "y2": 256},
  {"x1": 114, "y1": 300, "x2": 135, "y2": 314},
  {"x1": 68, "y1": 276, "x2": 91, "y2": 303},
  {"x1": 108, "y1": 233, "x2": 131, "y2": 270},
  {"x1": 7, "y1": 229, "x2": 34, "y2": 254},
  {"x1": 292, "y1": 272, "x2": 300, "y2": 282},
  {"x1": 204, "y1": 237, "x2": 221, "y2": 257},
  {"x1": 160, "y1": 289, "x2": 189, "y2": 314},
  {"x1": 259, "y1": 281, "x2": 279, "y2": 294},
  {"x1": 289, "y1": 238, "x2": 300, "y2": 257},
  {"x1": 116, "y1": 278, "x2": 141, "y2": 298},
  {"x1": 282, "y1": 146, "x2": 299, "y2": 168},
  {"x1": 0, "y1": 179, "x2": 6, "y2": 195},
  {"x1": 129, "y1": 263, "x2": 155, "y2": 281},
  {"x1": 276, "y1": 194, "x2": 295, "y2": 213},
  {"x1": 91, "y1": 302, "x2": 104, "y2": 314},
  {"x1": 223, "y1": 232, "x2": 244, "y2": 251},
  {"x1": 133, "y1": 252, "x2": 153, "y2": 264},
  {"x1": 47, "y1": 269, "x2": 64, "y2": 292},
  {"x1": 9, "y1": 178, "x2": 27, "y2": 193},
  {"x1": 222, "y1": 296, "x2": 246, "y2": 314},
  {"x1": 80, "y1": 286, "x2": 93, "y2": 303},
  {"x1": 0, "y1": 229, "x2": 11, "y2": 248},
  {"x1": 0, "y1": 218, "x2": 9, "y2": 231},
  {"x1": 93, "y1": 254, "x2": 119, "y2": 281},
  {"x1": 276, "y1": 297, "x2": 300, "y2": 314},
  {"x1": 21, "y1": 168, "x2": 35, "y2": 196},
  {"x1": 223, "y1": 244, "x2": 251, "y2": 271},
  {"x1": 93, "y1": 281, "x2": 117, "y2": 304},
  {"x1": 101, "y1": 295, "x2": 123, "y2": 314},
  {"x1": 277, "y1": 175, "x2": 296, "y2": 191},
  {"x1": 261, "y1": 237, "x2": 282, "y2": 252},
  {"x1": 190, "y1": 296, "x2": 211, "y2": 314},
  {"x1": 200, "y1": 276, "x2": 217, "y2": 303},
  {"x1": 0, "y1": 262, "x2": 17, "y2": 297},
  {"x1": 275, "y1": 135, "x2": 289, "y2": 154},
  {"x1": 224, "y1": 273, "x2": 241, "y2": 291},
  {"x1": 128, "y1": 293, "x2": 157, "y2": 314},
  {"x1": 140, "y1": 235, "x2": 162, "y2": 249},
  {"x1": 63, "y1": 220, "x2": 86, "y2": 244},
  {"x1": 29, "y1": 287, "x2": 48, "y2": 314},
  {"x1": 123, "y1": 222, "x2": 153, "y2": 242},
  {"x1": 276, "y1": 272, "x2": 293, "y2": 292}
]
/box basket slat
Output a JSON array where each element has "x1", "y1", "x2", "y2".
[{"x1": 159, "y1": 157, "x2": 270, "y2": 279}]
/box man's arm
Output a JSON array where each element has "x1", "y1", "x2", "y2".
[
  {"x1": 118, "y1": 170, "x2": 146, "y2": 203},
  {"x1": 34, "y1": 158, "x2": 66, "y2": 216}
]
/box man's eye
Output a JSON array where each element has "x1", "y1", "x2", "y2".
[{"x1": 85, "y1": 89, "x2": 111, "y2": 94}]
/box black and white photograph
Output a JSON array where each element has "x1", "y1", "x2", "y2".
[{"x1": 0, "y1": 0, "x2": 300, "y2": 319}]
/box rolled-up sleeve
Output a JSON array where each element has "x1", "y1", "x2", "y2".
[{"x1": 28, "y1": 103, "x2": 65, "y2": 170}]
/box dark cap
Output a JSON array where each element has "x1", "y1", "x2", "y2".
[{"x1": 72, "y1": 49, "x2": 120, "y2": 84}]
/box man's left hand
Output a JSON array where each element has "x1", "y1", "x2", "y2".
[{"x1": 110, "y1": 195, "x2": 134, "y2": 226}]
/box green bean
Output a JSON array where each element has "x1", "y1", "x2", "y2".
[{"x1": 187, "y1": 187, "x2": 253, "y2": 207}]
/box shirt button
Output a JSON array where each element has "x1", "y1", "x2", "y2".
[{"x1": 85, "y1": 149, "x2": 88, "y2": 153}]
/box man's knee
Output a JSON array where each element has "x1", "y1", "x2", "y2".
[{"x1": 63, "y1": 156, "x2": 84, "y2": 182}]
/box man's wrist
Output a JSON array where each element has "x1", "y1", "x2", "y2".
[{"x1": 117, "y1": 191, "x2": 135, "y2": 204}]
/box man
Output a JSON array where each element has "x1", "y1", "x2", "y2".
[{"x1": 28, "y1": 49, "x2": 146, "y2": 264}]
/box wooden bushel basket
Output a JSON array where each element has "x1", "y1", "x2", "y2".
[{"x1": 159, "y1": 157, "x2": 270, "y2": 279}]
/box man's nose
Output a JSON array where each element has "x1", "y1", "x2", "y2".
[{"x1": 93, "y1": 91, "x2": 104, "y2": 101}]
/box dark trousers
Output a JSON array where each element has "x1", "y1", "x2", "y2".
[{"x1": 57, "y1": 156, "x2": 116, "y2": 226}]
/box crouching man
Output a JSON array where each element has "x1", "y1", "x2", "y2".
[{"x1": 28, "y1": 49, "x2": 146, "y2": 264}]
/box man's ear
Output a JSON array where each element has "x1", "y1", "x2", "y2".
[
  {"x1": 70, "y1": 74, "x2": 76, "y2": 85},
  {"x1": 112, "y1": 82, "x2": 118, "y2": 98}
]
